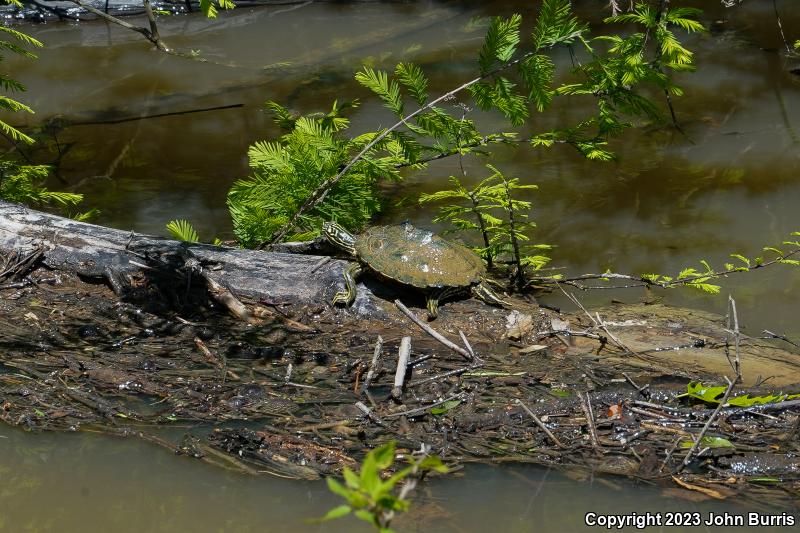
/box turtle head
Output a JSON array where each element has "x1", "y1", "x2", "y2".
[{"x1": 322, "y1": 222, "x2": 357, "y2": 256}]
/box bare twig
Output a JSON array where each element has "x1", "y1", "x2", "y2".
[
  {"x1": 394, "y1": 300, "x2": 472, "y2": 361},
  {"x1": 762, "y1": 329, "x2": 799, "y2": 348},
  {"x1": 516, "y1": 399, "x2": 565, "y2": 448},
  {"x1": 194, "y1": 337, "x2": 223, "y2": 369},
  {"x1": 67, "y1": 0, "x2": 167, "y2": 50},
  {"x1": 772, "y1": 0, "x2": 793, "y2": 54},
  {"x1": 356, "y1": 401, "x2": 387, "y2": 427},
  {"x1": 392, "y1": 337, "x2": 412, "y2": 400},
  {"x1": 360, "y1": 335, "x2": 383, "y2": 394},
  {"x1": 0, "y1": 245, "x2": 44, "y2": 283},
  {"x1": 558, "y1": 285, "x2": 633, "y2": 354},
  {"x1": 678, "y1": 376, "x2": 735, "y2": 472},
  {"x1": 622, "y1": 372, "x2": 650, "y2": 397},
  {"x1": 660, "y1": 436, "x2": 683, "y2": 473},
  {"x1": 383, "y1": 393, "x2": 464, "y2": 419},
  {"x1": 554, "y1": 248, "x2": 800, "y2": 291},
  {"x1": 408, "y1": 366, "x2": 473, "y2": 387},
  {"x1": 579, "y1": 392, "x2": 601, "y2": 452},
  {"x1": 458, "y1": 330, "x2": 482, "y2": 363},
  {"x1": 726, "y1": 295, "x2": 742, "y2": 382}
]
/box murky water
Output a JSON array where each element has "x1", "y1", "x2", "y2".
[
  {"x1": 2, "y1": 1, "x2": 800, "y2": 530},
  {"x1": 1, "y1": 423, "x2": 797, "y2": 533}
]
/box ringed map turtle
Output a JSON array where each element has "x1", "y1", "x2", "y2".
[{"x1": 322, "y1": 221, "x2": 506, "y2": 319}]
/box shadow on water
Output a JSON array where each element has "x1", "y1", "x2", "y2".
[{"x1": 1, "y1": 0, "x2": 800, "y2": 530}]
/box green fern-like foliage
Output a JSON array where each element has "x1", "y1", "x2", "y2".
[
  {"x1": 230, "y1": 0, "x2": 704, "y2": 249},
  {"x1": 228, "y1": 101, "x2": 405, "y2": 246},
  {"x1": 0, "y1": 19, "x2": 43, "y2": 145},
  {"x1": 355, "y1": 64, "x2": 485, "y2": 163},
  {"x1": 199, "y1": 0, "x2": 235, "y2": 19},
  {"x1": 553, "y1": 3, "x2": 704, "y2": 140},
  {"x1": 468, "y1": 1, "x2": 587, "y2": 126},
  {"x1": 0, "y1": 161, "x2": 83, "y2": 208},
  {"x1": 641, "y1": 232, "x2": 800, "y2": 294},
  {"x1": 166, "y1": 219, "x2": 200, "y2": 242}
]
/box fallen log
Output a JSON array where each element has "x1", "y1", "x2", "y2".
[{"x1": 0, "y1": 200, "x2": 378, "y2": 307}]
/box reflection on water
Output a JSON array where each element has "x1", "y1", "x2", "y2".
[{"x1": 1, "y1": 1, "x2": 800, "y2": 530}]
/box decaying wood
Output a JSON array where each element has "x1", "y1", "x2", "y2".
[{"x1": 0, "y1": 200, "x2": 382, "y2": 312}]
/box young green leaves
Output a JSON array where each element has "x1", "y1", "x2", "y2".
[
  {"x1": 166, "y1": 219, "x2": 200, "y2": 243},
  {"x1": 420, "y1": 164, "x2": 551, "y2": 284},
  {"x1": 320, "y1": 441, "x2": 447, "y2": 532},
  {"x1": 640, "y1": 232, "x2": 800, "y2": 294}
]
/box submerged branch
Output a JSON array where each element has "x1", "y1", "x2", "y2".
[{"x1": 67, "y1": 0, "x2": 168, "y2": 51}]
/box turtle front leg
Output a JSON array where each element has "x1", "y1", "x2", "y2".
[
  {"x1": 426, "y1": 287, "x2": 464, "y2": 320},
  {"x1": 471, "y1": 282, "x2": 508, "y2": 308},
  {"x1": 426, "y1": 291, "x2": 441, "y2": 320},
  {"x1": 332, "y1": 263, "x2": 364, "y2": 307}
]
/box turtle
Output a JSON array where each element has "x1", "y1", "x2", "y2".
[{"x1": 322, "y1": 221, "x2": 507, "y2": 319}]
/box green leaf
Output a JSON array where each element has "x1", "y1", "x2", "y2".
[
  {"x1": 430, "y1": 399, "x2": 462, "y2": 415},
  {"x1": 199, "y1": 0, "x2": 235, "y2": 18},
  {"x1": 679, "y1": 436, "x2": 733, "y2": 449},
  {"x1": 730, "y1": 254, "x2": 751, "y2": 267},
  {"x1": 680, "y1": 382, "x2": 800, "y2": 407},
  {"x1": 748, "y1": 477, "x2": 781, "y2": 485},
  {"x1": 326, "y1": 477, "x2": 351, "y2": 499},
  {"x1": 359, "y1": 453, "x2": 379, "y2": 496},
  {"x1": 356, "y1": 67, "x2": 403, "y2": 116},
  {"x1": 354, "y1": 509, "x2": 380, "y2": 527},
  {"x1": 418, "y1": 455, "x2": 449, "y2": 473},
  {"x1": 533, "y1": 0, "x2": 585, "y2": 49},
  {"x1": 519, "y1": 54, "x2": 554, "y2": 111},
  {"x1": 370, "y1": 442, "x2": 397, "y2": 471},
  {"x1": 342, "y1": 467, "x2": 360, "y2": 490},
  {"x1": 319, "y1": 505, "x2": 352, "y2": 521}
]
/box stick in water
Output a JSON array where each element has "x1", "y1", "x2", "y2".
[
  {"x1": 360, "y1": 335, "x2": 383, "y2": 394},
  {"x1": 394, "y1": 300, "x2": 472, "y2": 361},
  {"x1": 392, "y1": 336, "x2": 412, "y2": 400}
]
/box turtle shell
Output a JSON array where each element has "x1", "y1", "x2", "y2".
[{"x1": 354, "y1": 223, "x2": 486, "y2": 289}]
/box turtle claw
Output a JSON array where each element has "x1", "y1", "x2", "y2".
[{"x1": 426, "y1": 296, "x2": 439, "y2": 320}]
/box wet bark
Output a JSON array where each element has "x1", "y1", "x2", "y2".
[{"x1": 0, "y1": 200, "x2": 352, "y2": 307}]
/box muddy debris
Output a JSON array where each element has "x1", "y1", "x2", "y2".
[{"x1": 1, "y1": 261, "x2": 800, "y2": 509}]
